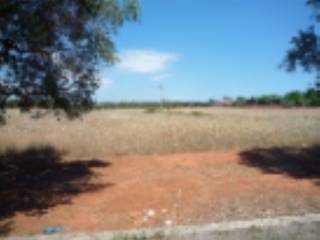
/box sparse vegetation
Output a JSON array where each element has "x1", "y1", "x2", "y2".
[
  {"x1": 1, "y1": 108, "x2": 319, "y2": 157},
  {"x1": 144, "y1": 107, "x2": 160, "y2": 114},
  {"x1": 190, "y1": 111, "x2": 207, "y2": 117}
]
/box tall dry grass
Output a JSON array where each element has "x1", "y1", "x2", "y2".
[{"x1": 1, "y1": 108, "x2": 320, "y2": 157}]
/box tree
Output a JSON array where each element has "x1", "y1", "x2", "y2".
[
  {"x1": 0, "y1": 0, "x2": 139, "y2": 120},
  {"x1": 281, "y1": 0, "x2": 320, "y2": 90}
]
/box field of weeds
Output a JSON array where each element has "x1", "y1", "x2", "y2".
[{"x1": 1, "y1": 107, "x2": 320, "y2": 157}]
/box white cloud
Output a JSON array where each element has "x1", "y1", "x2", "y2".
[
  {"x1": 99, "y1": 75, "x2": 113, "y2": 88},
  {"x1": 151, "y1": 73, "x2": 172, "y2": 81},
  {"x1": 118, "y1": 49, "x2": 179, "y2": 73}
]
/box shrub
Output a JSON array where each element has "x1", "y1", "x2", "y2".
[
  {"x1": 235, "y1": 97, "x2": 247, "y2": 106},
  {"x1": 144, "y1": 107, "x2": 159, "y2": 114},
  {"x1": 282, "y1": 91, "x2": 306, "y2": 106},
  {"x1": 190, "y1": 111, "x2": 206, "y2": 117}
]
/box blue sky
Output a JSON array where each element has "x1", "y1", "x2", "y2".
[{"x1": 96, "y1": 0, "x2": 316, "y2": 102}]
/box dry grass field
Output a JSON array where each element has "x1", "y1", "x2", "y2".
[
  {"x1": 1, "y1": 107, "x2": 320, "y2": 157},
  {"x1": 1, "y1": 107, "x2": 320, "y2": 236}
]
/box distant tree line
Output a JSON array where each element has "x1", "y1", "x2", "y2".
[
  {"x1": 95, "y1": 100, "x2": 214, "y2": 109},
  {"x1": 4, "y1": 99, "x2": 213, "y2": 109},
  {"x1": 95, "y1": 89, "x2": 320, "y2": 109},
  {"x1": 233, "y1": 89, "x2": 320, "y2": 107},
  {"x1": 5, "y1": 89, "x2": 320, "y2": 110}
]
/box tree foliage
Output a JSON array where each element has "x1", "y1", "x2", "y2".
[
  {"x1": 0, "y1": 0, "x2": 139, "y2": 118},
  {"x1": 282, "y1": 0, "x2": 320, "y2": 89}
]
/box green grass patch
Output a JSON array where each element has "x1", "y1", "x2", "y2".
[
  {"x1": 190, "y1": 111, "x2": 207, "y2": 117},
  {"x1": 144, "y1": 107, "x2": 161, "y2": 114}
]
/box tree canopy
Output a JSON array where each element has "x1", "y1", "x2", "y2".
[
  {"x1": 282, "y1": 0, "x2": 320, "y2": 89},
  {"x1": 0, "y1": 0, "x2": 139, "y2": 118}
]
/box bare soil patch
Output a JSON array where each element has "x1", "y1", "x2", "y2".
[{"x1": 1, "y1": 147, "x2": 320, "y2": 236}]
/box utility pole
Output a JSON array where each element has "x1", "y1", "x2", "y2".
[
  {"x1": 316, "y1": 34, "x2": 320, "y2": 92},
  {"x1": 158, "y1": 84, "x2": 164, "y2": 109},
  {"x1": 316, "y1": 35, "x2": 320, "y2": 92}
]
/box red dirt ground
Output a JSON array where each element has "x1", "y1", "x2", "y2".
[{"x1": 2, "y1": 150, "x2": 320, "y2": 236}]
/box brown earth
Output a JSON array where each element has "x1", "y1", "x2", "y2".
[{"x1": 1, "y1": 147, "x2": 320, "y2": 236}]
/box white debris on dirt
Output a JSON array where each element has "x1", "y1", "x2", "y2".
[
  {"x1": 145, "y1": 209, "x2": 155, "y2": 218},
  {"x1": 164, "y1": 219, "x2": 173, "y2": 226},
  {"x1": 161, "y1": 208, "x2": 168, "y2": 214}
]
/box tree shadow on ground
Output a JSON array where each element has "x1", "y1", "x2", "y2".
[
  {"x1": 0, "y1": 146, "x2": 112, "y2": 235},
  {"x1": 239, "y1": 145, "x2": 320, "y2": 181},
  {"x1": 0, "y1": 221, "x2": 12, "y2": 236}
]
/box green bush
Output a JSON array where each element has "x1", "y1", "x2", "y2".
[
  {"x1": 190, "y1": 111, "x2": 207, "y2": 117},
  {"x1": 235, "y1": 97, "x2": 247, "y2": 106},
  {"x1": 282, "y1": 91, "x2": 306, "y2": 106},
  {"x1": 144, "y1": 107, "x2": 160, "y2": 114}
]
